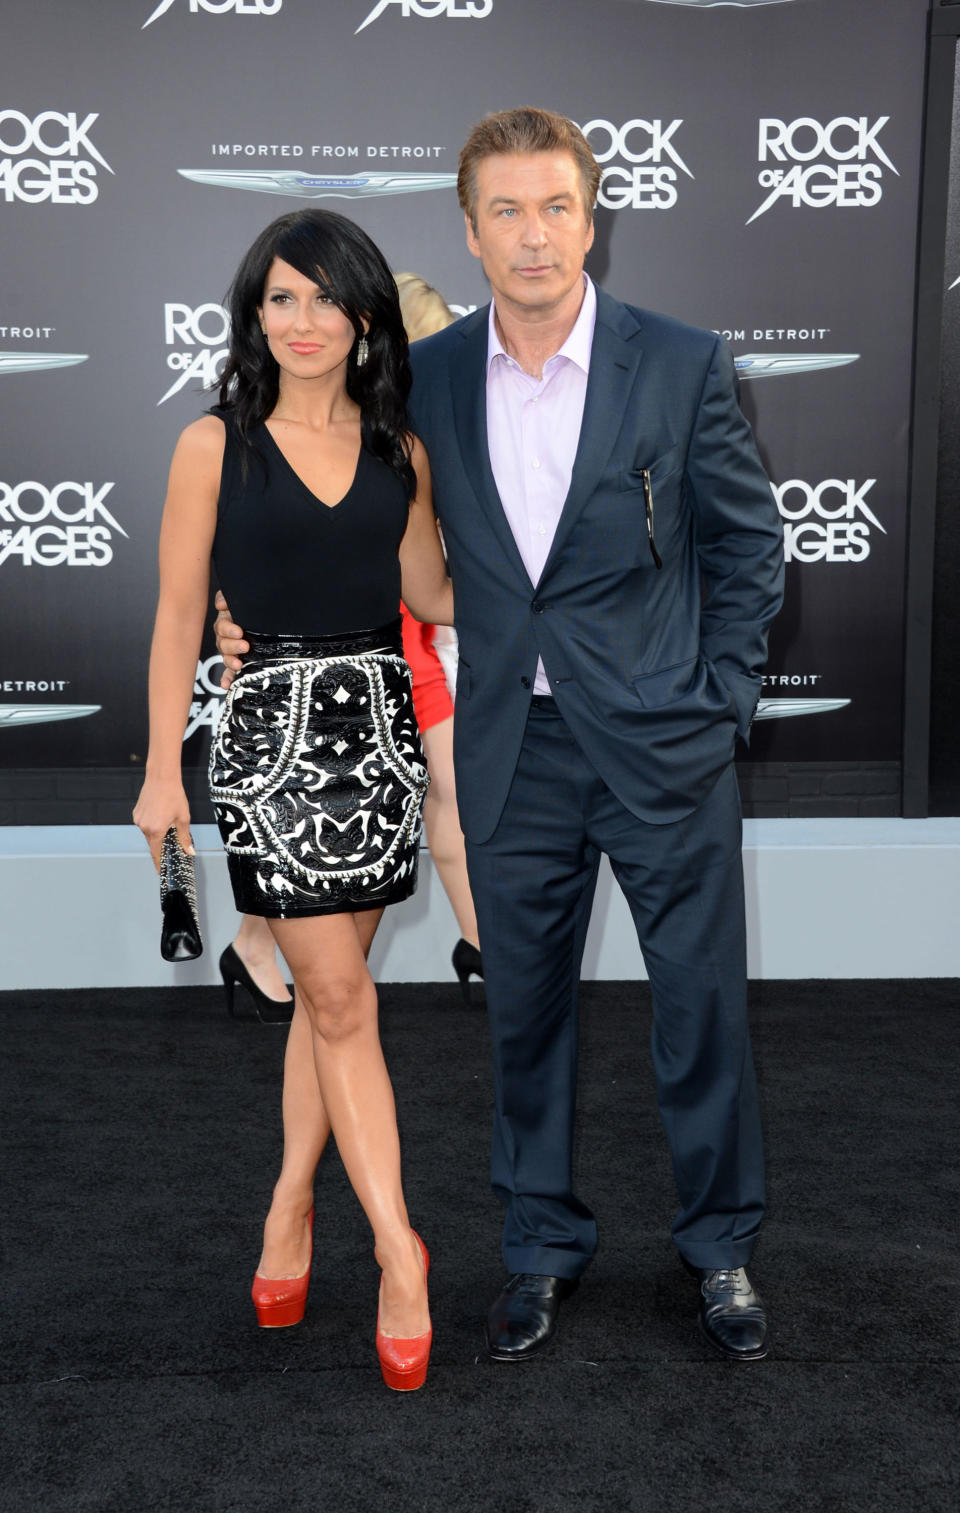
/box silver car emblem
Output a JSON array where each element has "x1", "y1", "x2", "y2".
[
  {"x1": 0, "y1": 704, "x2": 101, "y2": 728},
  {"x1": 178, "y1": 169, "x2": 458, "y2": 199},
  {"x1": 753, "y1": 698, "x2": 851, "y2": 721},
  {"x1": 735, "y1": 354, "x2": 859, "y2": 379},
  {"x1": 0, "y1": 354, "x2": 88, "y2": 374},
  {"x1": 640, "y1": 2, "x2": 797, "y2": 9}
]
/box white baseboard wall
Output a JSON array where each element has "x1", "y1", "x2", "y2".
[{"x1": 1, "y1": 819, "x2": 958, "y2": 991}]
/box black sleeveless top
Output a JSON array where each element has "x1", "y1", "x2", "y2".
[{"x1": 211, "y1": 409, "x2": 409, "y2": 637}]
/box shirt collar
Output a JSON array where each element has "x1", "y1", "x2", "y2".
[{"x1": 486, "y1": 273, "x2": 597, "y2": 377}]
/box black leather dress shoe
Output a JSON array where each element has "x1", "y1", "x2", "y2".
[
  {"x1": 684, "y1": 1262, "x2": 769, "y2": 1361},
  {"x1": 485, "y1": 1273, "x2": 579, "y2": 1361}
]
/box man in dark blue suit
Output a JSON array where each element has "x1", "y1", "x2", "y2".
[
  {"x1": 219, "y1": 107, "x2": 784, "y2": 1363},
  {"x1": 412, "y1": 106, "x2": 782, "y2": 1364}
]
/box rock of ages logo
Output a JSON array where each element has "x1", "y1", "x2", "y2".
[
  {"x1": 0, "y1": 481, "x2": 127, "y2": 567},
  {"x1": 356, "y1": 1, "x2": 492, "y2": 35},
  {"x1": 749, "y1": 116, "x2": 898, "y2": 224},
  {"x1": 184, "y1": 657, "x2": 228, "y2": 743},
  {"x1": 0, "y1": 110, "x2": 113, "y2": 205},
  {"x1": 160, "y1": 302, "x2": 230, "y2": 405},
  {"x1": 579, "y1": 118, "x2": 693, "y2": 211},
  {"x1": 772, "y1": 478, "x2": 885, "y2": 564},
  {"x1": 143, "y1": 0, "x2": 282, "y2": 25}
]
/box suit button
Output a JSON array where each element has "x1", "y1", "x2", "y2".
[
  {"x1": 531, "y1": 600, "x2": 545, "y2": 613},
  {"x1": 520, "y1": 676, "x2": 531, "y2": 689}
]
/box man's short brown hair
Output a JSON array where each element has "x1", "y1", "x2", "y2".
[{"x1": 458, "y1": 107, "x2": 601, "y2": 230}]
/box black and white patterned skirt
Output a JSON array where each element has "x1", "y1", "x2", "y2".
[{"x1": 209, "y1": 620, "x2": 429, "y2": 918}]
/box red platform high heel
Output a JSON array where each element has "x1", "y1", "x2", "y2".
[
  {"x1": 251, "y1": 1207, "x2": 314, "y2": 1328},
  {"x1": 376, "y1": 1232, "x2": 432, "y2": 1391}
]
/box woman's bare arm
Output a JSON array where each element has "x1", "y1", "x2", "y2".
[{"x1": 133, "y1": 415, "x2": 223, "y2": 868}]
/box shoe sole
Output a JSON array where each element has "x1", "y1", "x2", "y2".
[
  {"x1": 698, "y1": 1316, "x2": 769, "y2": 1362},
  {"x1": 486, "y1": 1332, "x2": 556, "y2": 1362},
  {"x1": 380, "y1": 1362, "x2": 429, "y2": 1390},
  {"x1": 485, "y1": 1313, "x2": 566, "y2": 1362},
  {"x1": 253, "y1": 1303, "x2": 307, "y2": 1328}
]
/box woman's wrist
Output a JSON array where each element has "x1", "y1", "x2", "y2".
[{"x1": 144, "y1": 765, "x2": 185, "y2": 784}]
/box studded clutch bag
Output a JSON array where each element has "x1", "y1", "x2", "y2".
[{"x1": 159, "y1": 827, "x2": 203, "y2": 962}]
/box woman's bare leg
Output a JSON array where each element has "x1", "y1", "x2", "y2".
[
  {"x1": 256, "y1": 907, "x2": 383, "y2": 1280},
  {"x1": 421, "y1": 716, "x2": 479, "y2": 949},
  {"x1": 263, "y1": 909, "x2": 427, "y2": 1337},
  {"x1": 233, "y1": 912, "x2": 291, "y2": 1003}
]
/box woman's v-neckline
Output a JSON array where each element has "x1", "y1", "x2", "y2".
[{"x1": 262, "y1": 422, "x2": 363, "y2": 511}]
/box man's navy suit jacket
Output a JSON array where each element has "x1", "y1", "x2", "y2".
[{"x1": 407, "y1": 286, "x2": 785, "y2": 845}]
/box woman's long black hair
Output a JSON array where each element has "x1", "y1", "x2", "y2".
[{"x1": 216, "y1": 209, "x2": 416, "y2": 499}]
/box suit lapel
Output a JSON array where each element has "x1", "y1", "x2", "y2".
[
  {"x1": 449, "y1": 306, "x2": 533, "y2": 586},
  {"x1": 538, "y1": 291, "x2": 645, "y2": 584}
]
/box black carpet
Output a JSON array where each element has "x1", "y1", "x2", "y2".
[{"x1": 1, "y1": 980, "x2": 958, "y2": 1513}]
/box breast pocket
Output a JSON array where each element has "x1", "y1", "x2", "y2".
[
  {"x1": 619, "y1": 446, "x2": 683, "y2": 568},
  {"x1": 622, "y1": 444, "x2": 682, "y2": 491}
]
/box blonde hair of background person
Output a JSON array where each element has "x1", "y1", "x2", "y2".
[
  {"x1": 395, "y1": 272, "x2": 457, "y2": 343},
  {"x1": 222, "y1": 271, "x2": 481, "y2": 1018}
]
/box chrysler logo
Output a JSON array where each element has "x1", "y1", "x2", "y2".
[
  {"x1": 753, "y1": 698, "x2": 850, "y2": 721},
  {"x1": 639, "y1": 2, "x2": 797, "y2": 9},
  {"x1": 0, "y1": 703, "x2": 101, "y2": 727},
  {"x1": 0, "y1": 353, "x2": 88, "y2": 374},
  {"x1": 178, "y1": 169, "x2": 457, "y2": 199},
  {"x1": 734, "y1": 353, "x2": 859, "y2": 379}
]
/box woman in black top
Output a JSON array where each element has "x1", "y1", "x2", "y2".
[{"x1": 134, "y1": 210, "x2": 452, "y2": 1392}]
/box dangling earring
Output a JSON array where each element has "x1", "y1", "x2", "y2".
[{"x1": 356, "y1": 334, "x2": 369, "y2": 368}]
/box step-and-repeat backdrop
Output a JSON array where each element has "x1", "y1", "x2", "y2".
[
  {"x1": 932, "y1": 25, "x2": 960, "y2": 808},
  {"x1": 0, "y1": 0, "x2": 930, "y2": 780}
]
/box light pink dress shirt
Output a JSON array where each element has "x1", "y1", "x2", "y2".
[{"x1": 486, "y1": 275, "x2": 598, "y2": 694}]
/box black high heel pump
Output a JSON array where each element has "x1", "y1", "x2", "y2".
[
  {"x1": 219, "y1": 944, "x2": 294, "y2": 1024},
  {"x1": 451, "y1": 938, "x2": 483, "y2": 1005}
]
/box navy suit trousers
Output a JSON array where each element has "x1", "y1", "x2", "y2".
[{"x1": 464, "y1": 699, "x2": 765, "y2": 1278}]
